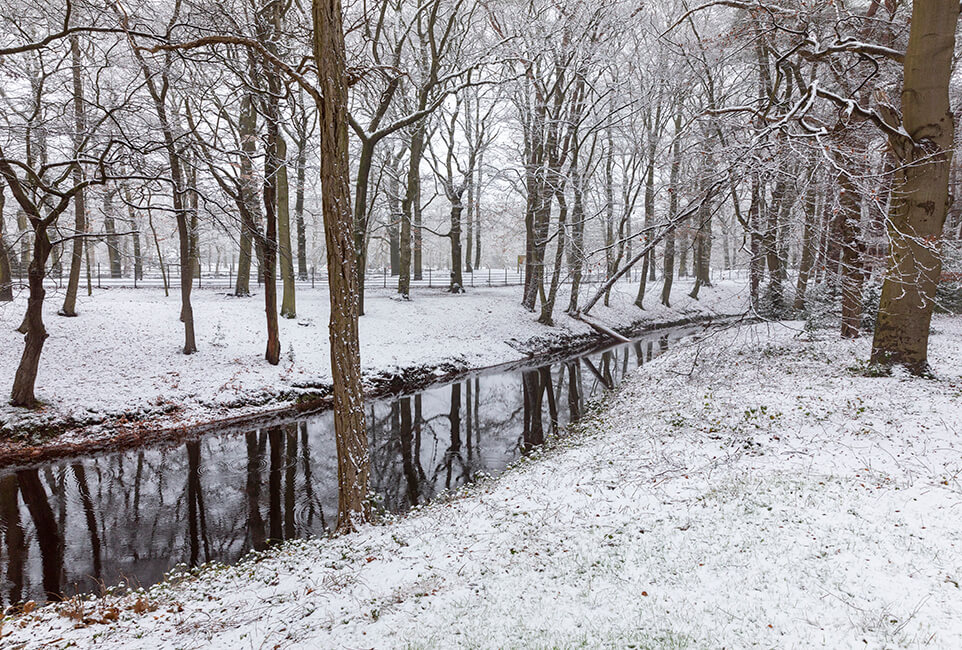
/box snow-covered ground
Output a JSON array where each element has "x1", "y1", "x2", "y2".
[
  {"x1": 3, "y1": 316, "x2": 960, "y2": 648},
  {"x1": 0, "y1": 278, "x2": 747, "y2": 443}
]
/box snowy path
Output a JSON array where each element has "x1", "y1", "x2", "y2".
[
  {"x1": 3, "y1": 317, "x2": 960, "y2": 648},
  {"x1": 0, "y1": 279, "x2": 747, "y2": 443}
]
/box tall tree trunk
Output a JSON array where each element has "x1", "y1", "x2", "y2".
[
  {"x1": 0, "y1": 184, "x2": 12, "y2": 302},
  {"x1": 689, "y1": 168, "x2": 713, "y2": 299},
  {"x1": 763, "y1": 174, "x2": 787, "y2": 309},
  {"x1": 188, "y1": 164, "x2": 201, "y2": 279},
  {"x1": 661, "y1": 117, "x2": 682, "y2": 308},
  {"x1": 448, "y1": 192, "x2": 464, "y2": 292},
  {"x1": 104, "y1": 188, "x2": 122, "y2": 278},
  {"x1": 313, "y1": 0, "x2": 370, "y2": 533},
  {"x1": 387, "y1": 155, "x2": 401, "y2": 276},
  {"x1": 566, "y1": 157, "x2": 585, "y2": 314},
  {"x1": 17, "y1": 210, "x2": 30, "y2": 274},
  {"x1": 294, "y1": 118, "x2": 309, "y2": 281},
  {"x1": 125, "y1": 184, "x2": 143, "y2": 281},
  {"x1": 839, "y1": 171, "x2": 865, "y2": 338},
  {"x1": 61, "y1": 35, "x2": 87, "y2": 318},
  {"x1": 278, "y1": 134, "x2": 296, "y2": 318},
  {"x1": 464, "y1": 91, "x2": 474, "y2": 275},
  {"x1": 474, "y1": 148, "x2": 482, "y2": 269},
  {"x1": 413, "y1": 172, "x2": 423, "y2": 281},
  {"x1": 540, "y1": 187, "x2": 567, "y2": 324},
  {"x1": 123, "y1": 25, "x2": 198, "y2": 352},
  {"x1": 748, "y1": 176, "x2": 763, "y2": 311},
  {"x1": 400, "y1": 126, "x2": 426, "y2": 298},
  {"x1": 235, "y1": 93, "x2": 257, "y2": 297},
  {"x1": 793, "y1": 179, "x2": 818, "y2": 311},
  {"x1": 261, "y1": 119, "x2": 281, "y2": 365},
  {"x1": 352, "y1": 139, "x2": 375, "y2": 315},
  {"x1": 871, "y1": 0, "x2": 959, "y2": 372},
  {"x1": 635, "y1": 138, "x2": 656, "y2": 308},
  {"x1": 603, "y1": 129, "x2": 615, "y2": 307}
]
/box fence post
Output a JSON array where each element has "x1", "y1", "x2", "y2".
[
  {"x1": 311, "y1": 266, "x2": 315, "y2": 288},
  {"x1": 488, "y1": 267, "x2": 491, "y2": 286},
  {"x1": 97, "y1": 263, "x2": 101, "y2": 289},
  {"x1": 504, "y1": 268, "x2": 508, "y2": 286},
  {"x1": 383, "y1": 267, "x2": 387, "y2": 288},
  {"x1": 428, "y1": 268, "x2": 432, "y2": 288}
]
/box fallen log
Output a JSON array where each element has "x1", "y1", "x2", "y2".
[{"x1": 571, "y1": 312, "x2": 631, "y2": 343}]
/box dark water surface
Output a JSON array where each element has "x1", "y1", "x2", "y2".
[{"x1": 0, "y1": 326, "x2": 696, "y2": 606}]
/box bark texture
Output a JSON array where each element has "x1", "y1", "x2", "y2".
[
  {"x1": 313, "y1": 0, "x2": 371, "y2": 533},
  {"x1": 870, "y1": 0, "x2": 959, "y2": 372}
]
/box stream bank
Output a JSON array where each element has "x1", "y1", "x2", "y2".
[{"x1": 0, "y1": 280, "x2": 748, "y2": 465}]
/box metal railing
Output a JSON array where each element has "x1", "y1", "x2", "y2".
[{"x1": 6, "y1": 260, "x2": 744, "y2": 293}]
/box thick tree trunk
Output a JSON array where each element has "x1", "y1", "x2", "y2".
[
  {"x1": 11, "y1": 225, "x2": 52, "y2": 406},
  {"x1": 277, "y1": 134, "x2": 296, "y2": 319},
  {"x1": 871, "y1": 0, "x2": 959, "y2": 372},
  {"x1": 313, "y1": 0, "x2": 370, "y2": 533}
]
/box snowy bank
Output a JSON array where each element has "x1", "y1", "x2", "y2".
[
  {"x1": 2, "y1": 316, "x2": 960, "y2": 648},
  {"x1": 0, "y1": 278, "x2": 747, "y2": 457}
]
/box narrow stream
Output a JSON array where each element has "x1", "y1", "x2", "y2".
[{"x1": 0, "y1": 325, "x2": 697, "y2": 606}]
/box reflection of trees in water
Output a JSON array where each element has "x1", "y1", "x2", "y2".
[
  {"x1": 0, "y1": 331, "x2": 681, "y2": 606},
  {"x1": 1, "y1": 474, "x2": 25, "y2": 604},
  {"x1": 16, "y1": 469, "x2": 62, "y2": 601}
]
